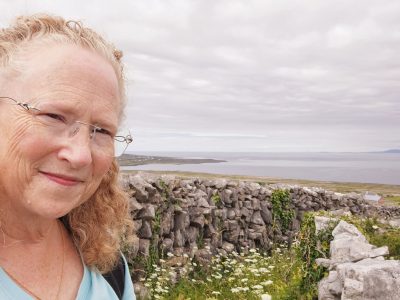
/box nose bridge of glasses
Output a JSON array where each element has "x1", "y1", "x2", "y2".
[
  {"x1": 66, "y1": 120, "x2": 116, "y2": 158},
  {"x1": 70, "y1": 120, "x2": 97, "y2": 140}
]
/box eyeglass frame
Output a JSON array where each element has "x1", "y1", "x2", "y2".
[{"x1": 0, "y1": 96, "x2": 133, "y2": 157}]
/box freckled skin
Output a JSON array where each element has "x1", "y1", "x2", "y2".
[{"x1": 0, "y1": 44, "x2": 121, "y2": 220}]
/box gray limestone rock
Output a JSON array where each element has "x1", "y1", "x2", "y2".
[
  {"x1": 240, "y1": 207, "x2": 251, "y2": 221},
  {"x1": 197, "y1": 196, "x2": 210, "y2": 208},
  {"x1": 250, "y1": 211, "x2": 265, "y2": 226},
  {"x1": 222, "y1": 241, "x2": 235, "y2": 253},
  {"x1": 316, "y1": 258, "x2": 332, "y2": 268},
  {"x1": 221, "y1": 189, "x2": 232, "y2": 204},
  {"x1": 369, "y1": 246, "x2": 389, "y2": 258},
  {"x1": 174, "y1": 211, "x2": 189, "y2": 231},
  {"x1": 160, "y1": 209, "x2": 173, "y2": 236},
  {"x1": 186, "y1": 226, "x2": 199, "y2": 243},
  {"x1": 139, "y1": 220, "x2": 152, "y2": 239},
  {"x1": 137, "y1": 204, "x2": 156, "y2": 220},
  {"x1": 332, "y1": 221, "x2": 366, "y2": 241},
  {"x1": 318, "y1": 271, "x2": 342, "y2": 300},
  {"x1": 174, "y1": 229, "x2": 185, "y2": 247},
  {"x1": 227, "y1": 208, "x2": 236, "y2": 220},
  {"x1": 161, "y1": 238, "x2": 173, "y2": 254},
  {"x1": 317, "y1": 220, "x2": 400, "y2": 300},
  {"x1": 314, "y1": 216, "x2": 337, "y2": 233},
  {"x1": 330, "y1": 236, "x2": 374, "y2": 263},
  {"x1": 388, "y1": 218, "x2": 400, "y2": 228},
  {"x1": 129, "y1": 197, "x2": 143, "y2": 216},
  {"x1": 138, "y1": 238, "x2": 150, "y2": 257},
  {"x1": 214, "y1": 179, "x2": 227, "y2": 189},
  {"x1": 191, "y1": 214, "x2": 205, "y2": 228},
  {"x1": 260, "y1": 202, "x2": 272, "y2": 225},
  {"x1": 251, "y1": 198, "x2": 261, "y2": 210}
]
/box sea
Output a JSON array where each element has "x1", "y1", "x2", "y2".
[{"x1": 120, "y1": 152, "x2": 400, "y2": 185}]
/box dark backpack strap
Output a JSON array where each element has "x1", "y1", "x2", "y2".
[{"x1": 103, "y1": 255, "x2": 126, "y2": 299}]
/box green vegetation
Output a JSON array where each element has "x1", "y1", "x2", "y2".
[
  {"x1": 271, "y1": 189, "x2": 295, "y2": 233},
  {"x1": 135, "y1": 210, "x2": 400, "y2": 300},
  {"x1": 296, "y1": 213, "x2": 337, "y2": 298},
  {"x1": 130, "y1": 183, "x2": 400, "y2": 299},
  {"x1": 211, "y1": 193, "x2": 222, "y2": 206},
  {"x1": 385, "y1": 195, "x2": 400, "y2": 206},
  {"x1": 141, "y1": 247, "x2": 303, "y2": 300},
  {"x1": 369, "y1": 230, "x2": 400, "y2": 259}
]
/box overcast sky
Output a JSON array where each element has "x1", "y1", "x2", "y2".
[{"x1": 1, "y1": 0, "x2": 399, "y2": 152}]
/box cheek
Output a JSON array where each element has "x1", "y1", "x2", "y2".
[
  {"x1": 2, "y1": 112, "x2": 50, "y2": 161},
  {"x1": 81, "y1": 156, "x2": 114, "y2": 199},
  {"x1": 93, "y1": 153, "x2": 114, "y2": 178},
  {"x1": 13, "y1": 132, "x2": 54, "y2": 168},
  {"x1": 0, "y1": 129, "x2": 38, "y2": 200}
]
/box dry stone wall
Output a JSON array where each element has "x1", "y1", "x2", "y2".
[{"x1": 120, "y1": 172, "x2": 400, "y2": 280}]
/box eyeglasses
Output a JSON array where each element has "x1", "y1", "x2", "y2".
[{"x1": 0, "y1": 96, "x2": 133, "y2": 158}]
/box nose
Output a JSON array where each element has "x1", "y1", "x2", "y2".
[{"x1": 57, "y1": 125, "x2": 93, "y2": 169}]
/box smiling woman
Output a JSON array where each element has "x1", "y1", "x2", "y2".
[{"x1": 0, "y1": 14, "x2": 135, "y2": 300}]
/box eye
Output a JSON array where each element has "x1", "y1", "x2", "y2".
[
  {"x1": 94, "y1": 126, "x2": 112, "y2": 136},
  {"x1": 41, "y1": 112, "x2": 66, "y2": 122}
]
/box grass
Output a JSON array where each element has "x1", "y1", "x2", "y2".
[
  {"x1": 137, "y1": 213, "x2": 400, "y2": 300},
  {"x1": 385, "y1": 196, "x2": 400, "y2": 206},
  {"x1": 141, "y1": 246, "x2": 304, "y2": 300}
]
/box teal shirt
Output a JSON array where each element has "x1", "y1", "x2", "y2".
[{"x1": 0, "y1": 255, "x2": 136, "y2": 300}]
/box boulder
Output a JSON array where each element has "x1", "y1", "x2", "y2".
[
  {"x1": 318, "y1": 271, "x2": 342, "y2": 299},
  {"x1": 317, "y1": 220, "x2": 400, "y2": 299},
  {"x1": 332, "y1": 220, "x2": 366, "y2": 241},
  {"x1": 338, "y1": 259, "x2": 400, "y2": 300}
]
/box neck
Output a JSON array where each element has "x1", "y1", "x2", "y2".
[{"x1": 0, "y1": 204, "x2": 59, "y2": 245}]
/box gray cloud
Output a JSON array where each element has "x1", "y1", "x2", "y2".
[{"x1": 1, "y1": 0, "x2": 399, "y2": 152}]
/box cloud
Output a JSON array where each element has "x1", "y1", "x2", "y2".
[{"x1": 1, "y1": 0, "x2": 399, "y2": 152}]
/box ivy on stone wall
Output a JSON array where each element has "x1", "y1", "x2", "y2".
[
  {"x1": 271, "y1": 189, "x2": 295, "y2": 233},
  {"x1": 296, "y1": 213, "x2": 337, "y2": 297}
]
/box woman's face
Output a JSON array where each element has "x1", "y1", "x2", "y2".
[{"x1": 0, "y1": 44, "x2": 121, "y2": 220}]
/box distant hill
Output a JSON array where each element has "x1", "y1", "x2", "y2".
[{"x1": 382, "y1": 149, "x2": 400, "y2": 153}]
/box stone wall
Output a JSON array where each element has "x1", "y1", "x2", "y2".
[{"x1": 120, "y1": 173, "x2": 400, "y2": 280}]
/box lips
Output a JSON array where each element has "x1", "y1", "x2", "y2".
[{"x1": 39, "y1": 171, "x2": 84, "y2": 186}]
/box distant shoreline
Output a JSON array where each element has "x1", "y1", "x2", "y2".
[
  {"x1": 118, "y1": 151, "x2": 400, "y2": 186},
  {"x1": 117, "y1": 153, "x2": 225, "y2": 166}
]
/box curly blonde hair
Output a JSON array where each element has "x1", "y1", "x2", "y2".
[{"x1": 0, "y1": 14, "x2": 134, "y2": 273}]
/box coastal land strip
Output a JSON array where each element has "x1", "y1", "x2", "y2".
[{"x1": 117, "y1": 153, "x2": 225, "y2": 166}]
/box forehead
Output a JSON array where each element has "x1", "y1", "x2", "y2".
[{"x1": 16, "y1": 44, "x2": 121, "y2": 122}]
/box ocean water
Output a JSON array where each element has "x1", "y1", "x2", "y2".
[{"x1": 121, "y1": 152, "x2": 400, "y2": 185}]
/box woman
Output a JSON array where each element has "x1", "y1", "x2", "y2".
[{"x1": 0, "y1": 14, "x2": 135, "y2": 299}]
